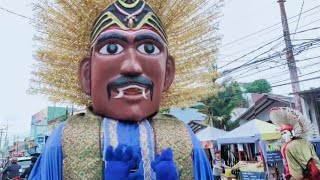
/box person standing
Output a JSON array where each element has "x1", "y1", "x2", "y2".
[
  {"x1": 212, "y1": 150, "x2": 228, "y2": 180},
  {"x1": 269, "y1": 107, "x2": 320, "y2": 180}
]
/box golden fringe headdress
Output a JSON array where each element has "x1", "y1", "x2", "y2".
[
  {"x1": 29, "y1": 0, "x2": 221, "y2": 108},
  {"x1": 269, "y1": 107, "x2": 315, "y2": 139}
]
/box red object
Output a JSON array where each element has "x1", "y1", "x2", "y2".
[
  {"x1": 281, "y1": 142, "x2": 291, "y2": 178},
  {"x1": 302, "y1": 159, "x2": 320, "y2": 180},
  {"x1": 280, "y1": 124, "x2": 294, "y2": 132}
]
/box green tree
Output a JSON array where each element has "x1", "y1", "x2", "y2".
[
  {"x1": 159, "y1": 108, "x2": 170, "y2": 114},
  {"x1": 244, "y1": 79, "x2": 272, "y2": 94},
  {"x1": 192, "y1": 80, "x2": 244, "y2": 130}
]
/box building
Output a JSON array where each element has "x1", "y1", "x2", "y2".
[
  {"x1": 188, "y1": 120, "x2": 207, "y2": 133},
  {"x1": 47, "y1": 108, "x2": 84, "y2": 135},
  {"x1": 236, "y1": 93, "x2": 295, "y2": 124},
  {"x1": 299, "y1": 88, "x2": 320, "y2": 134},
  {"x1": 30, "y1": 106, "x2": 76, "y2": 154},
  {"x1": 8, "y1": 141, "x2": 28, "y2": 157}
]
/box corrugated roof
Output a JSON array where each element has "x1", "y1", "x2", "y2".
[
  {"x1": 298, "y1": 87, "x2": 320, "y2": 95},
  {"x1": 236, "y1": 94, "x2": 294, "y2": 121}
]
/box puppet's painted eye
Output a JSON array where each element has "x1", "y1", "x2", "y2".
[
  {"x1": 138, "y1": 43, "x2": 160, "y2": 55},
  {"x1": 99, "y1": 44, "x2": 123, "y2": 55}
]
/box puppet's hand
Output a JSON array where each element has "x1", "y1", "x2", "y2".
[
  {"x1": 151, "y1": 148, "x2": 179, "y2": 180},
  {"x1": 105, "y1": 145, "x2": 143, "y2": 180}
]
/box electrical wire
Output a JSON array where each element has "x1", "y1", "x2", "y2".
[
  {"x1": 219, "y1": 10, "x2": 320, "y2": 65},
  {"x1": 219, "y1": 27, "x2": 320, "y2": 71},
  {"x1": 0, "y1": 6, "x2": 34, "y2": 22},
  {"x1": 271, "y1": 76, "x2": 320, "y2": 88},
  {"x1": 220, "y1": 4, "x2": 320, "y2": 50},
  {"x1": 232, "y1": 54, "x2": 320, "y2": 80},
  {"x1": 292, "y1": 0, "x2": 305, "y2": 40},
  {"x1": 270, "y1": 69, "x2": 320, "y2": 84},
  {"x1": 221, "y1": 35, "x2": 320, "y2": 76},
  {"x1": 219, "y1": 36, "x2": 283, "y2": 69}
]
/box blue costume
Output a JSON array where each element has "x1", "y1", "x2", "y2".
[{"x1": 30, "y1": 116, "x2": 212, "y2": 180}]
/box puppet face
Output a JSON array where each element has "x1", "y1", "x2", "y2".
[
  {"x1": 281, "y1": 130, "x2": 292, "y2": 143},
  {"x1": 80, "y1": 28, "x2": 175, "y2": 121}
]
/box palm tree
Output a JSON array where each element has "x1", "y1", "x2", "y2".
[{"x1": 193, "y1": 80, "x2": 244, "y2": 130}]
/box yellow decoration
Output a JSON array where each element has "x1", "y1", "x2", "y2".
[
  {"x1": 29, "y1": 0, "x2": 221, "y2": 108},
  {"x1": 225, "y1": 169, "x2": 232, "y2": 176}
]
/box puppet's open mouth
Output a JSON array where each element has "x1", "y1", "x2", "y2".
[{"x1": 114, "y1": 85, "x2": 149, "y2": 99}]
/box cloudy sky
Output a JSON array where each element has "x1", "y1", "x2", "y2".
[{"x1": 0, "y1": 0, "x2": 319, "y2": 143}]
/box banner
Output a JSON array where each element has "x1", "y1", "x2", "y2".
[
  {"x1": 266, "y1": 151, "x2": 282, "y2": 163},
  {"x1": 241, "y1": 171, "x2": 266, "y2": 180},
  {"x1": 265, "y1": 141, "x2": 282, "y2": 163},
  {"x1": 311, "y1": 142, "x2": 320, "y2": 158}
]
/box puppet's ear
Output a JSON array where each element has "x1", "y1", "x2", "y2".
[
  {"x1": 163, "y1": 55, "x2": 175, "y2": 92},
  {"x1": 79, "y1": 57, "x2": 91, "y2": 95}
]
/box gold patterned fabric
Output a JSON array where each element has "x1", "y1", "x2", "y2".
[
  {"x1": 62, "y1": 110, "x2": 195, "y2": 179},
  {"x1": 151, "y1": 115, "x2": 194, "y2": 180},
  {"x1": 138, "y1": 121, "x2": 155, "y2": 180},
  {"x1": 62, "y1": 109, "x2": 103, "y2": 180}
]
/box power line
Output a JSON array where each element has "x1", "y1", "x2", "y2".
[
  {"x1": 218, "y1": 36, "x2": 283, "y2": 62},
  {"x1": 292, "y1": 0, "x2": 305, "y2": 40},
  {"x1": 218, "y1": 9, "x2": 320, "y2": 64},
  {"x1": 233, "y1": 54, "x2": 320, "y2": 80},
  {"x1": 220, "y1": 4, "x2": 320, "y2": 49},
  {"x1": 270, "y1": 69, "x2": 320, "y2": 84},
  {"x1": 221, "y1": 35, "x2": 320, "y2": 76},
  {"x1": 219, "y1": 36, "x2": 283, "y2": 69},
  {"x1": 219, "y1": 27, "x2": 320, "y2": 70},
  {"x1": 0, "y1": 6, "x2": 34, "y2": 21},
  {"x1": 271, "y1": 76, "x2": 320, "y2": 88},
  {"x1": 264, "y1": 57, "x2": 320, "y2": 81},
  {"x1": 233, "y1": 49, "x2": 320, "y2": 80}
]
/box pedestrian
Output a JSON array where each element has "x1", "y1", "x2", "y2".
[
  {"x1": 20, "y1": 156, "x2": 37, "y2": 179},
  {"x1": 212, "y1": 150, "x2": 229, "y2": 180},
  {"x1": 2, "y1": 157, "x2": 21, "y2": 179}
]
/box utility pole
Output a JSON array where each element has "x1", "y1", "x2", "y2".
[
  {"x1": 278, "y1": 0, "x2": 303, "y2": 113},
  {"x1": 16, "y1": 135, "x2": 19, "y2": 156},
  {"x1": 4, "y1": 124, "x2": 8, "y2": 158},
  {"x1": 13, "y1": 135, "x2": 16, "y2": 157},
  {"x1": 0, "y1": 128, "x2": 4, "y2": 160}
]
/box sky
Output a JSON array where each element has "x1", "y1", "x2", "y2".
[{"x1": 0, "y1": 0, "x2": 320, "y2": 143}]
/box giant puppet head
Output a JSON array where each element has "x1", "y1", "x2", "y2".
[
  {"x1": 269, "y1": 107, "x2": 315, "y2": 142},
  {"x1": 30, "y1": 0, "x2": 220, "y2": 121},
  {"x1": 79, "y1": 0, "x2": 175, "y2": 121}
]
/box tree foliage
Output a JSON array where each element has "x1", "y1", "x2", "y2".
[
  {"x1": 193, "y1": 80, "x2": 244, "y2": 130},
  {"x1": 244, "y1": 79, "x2": 272, "y2": 94}
]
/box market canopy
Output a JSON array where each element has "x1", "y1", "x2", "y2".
[
  {"x1": 196, "y1": 126, "x2": 227, "y2": 141},
  {"x1": 217, "y1": 119, "x2": 281, "y2": 145}
]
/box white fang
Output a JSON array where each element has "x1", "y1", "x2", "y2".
[{"x1": 114, "y1": 85, "x2": 148, "y2": 99}]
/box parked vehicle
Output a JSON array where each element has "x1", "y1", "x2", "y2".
[{"x1": 16, "y1": 157, "x2": 32, "y2": 175}]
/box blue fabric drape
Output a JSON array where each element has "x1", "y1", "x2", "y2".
[
  {"x1": 188, "y1": 128, "x2": 213, "y2": 180},
  {"x1": 29, "y1": 122, "x2": 65, "y2": 180}
]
